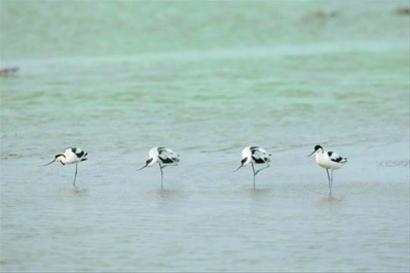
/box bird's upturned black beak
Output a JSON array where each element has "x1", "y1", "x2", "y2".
[
  {"x1": 136, "y1": 164, "x2": 148, "y2": 171},
  {"x1": 43, "y1": 159, "x2": 56, "y2": 166},
  {"x1": 307, "y1": 150, "x2": 315, "y2": 157},
  {"x1": 233, "y1": 165, "x2": 243, "y2": 172}
]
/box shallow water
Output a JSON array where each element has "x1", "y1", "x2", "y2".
[{"x1": 1, "y1": 1, "x2": 409, "y2": 272}]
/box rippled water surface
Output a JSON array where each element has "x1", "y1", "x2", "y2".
[{"x1": 1, "y1": 1, "x2": 409, "y2": 272}]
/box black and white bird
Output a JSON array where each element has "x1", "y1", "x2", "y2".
[
  {"x1": 137, "y1": 147, "x2": 180, "y2": 189},
  {"x1": 234, "y1": 146, "x2": 272, "y2": 190},
  {"x1": 44, "y1": 147, "x2": 88, "y2": 187},
  {"x1": 308, "y1": 145, "x2": 347, "y2": 200}
]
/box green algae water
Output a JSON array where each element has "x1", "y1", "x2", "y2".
[{"x1": 1, "y1": 1, "x2": 409, "y2": 272}]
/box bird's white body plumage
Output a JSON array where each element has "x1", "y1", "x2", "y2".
[
  {"x1": 147, "y1": 147, "x2": 160, "y2": 166},
  {"x1": 314, "y1": 149, "x2": 347, "y2": 170},
  {"x1": 58, "y1": 148, "x2": 87, "y2": 165},
  {"x1": 146, "y1": 147, "x2": 180, "y2": 167},
  {"x1": 236, "y1": 146, "x2": 272, "y2": 190},
  {"x1": 138, "y1": 146, "x2": 180, "y2": 189},
  {"x1": 45, "y1": 147, "x2": 88, "y2": 187},
  {"x1": 309, "y1": 145, "x2": 347, "y2": 200},
  {"x1": 241, "y1": 147, "x2": 253, "y2": 166},
  {"x1": 241, "y1": 146, "x2": 271, "y2": 166}
]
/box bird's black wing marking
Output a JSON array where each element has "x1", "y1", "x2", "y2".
[
  {"x1": 76, "y1": 150, "x2": 85, "y2": 158},
  {"x1": 252, "y1": 156, "x2": 266, "y2": 164},
  {"x1": 159, "y1": 157, "x2": 175, "y2": 164},
  {"x1": 159, "y1": 151, "x2": 172, "y2": 163},
  {"x1": 251, "y1": 147, "x2": 269, "y2": 164},
  {"x1": 328, "y1": 151, "x2": 343, "y2": 163},
  {"x1": 158, "y1": 148, "x2": 179, "y2": 164},
  {"x1": 157, "y1": 147, "x2": 167, "y2": 152},
  {"x1": 330, "y1": 156, "x2": 344, "y2": 163},
  {"x1": 70, "y1": 147, "x2": 83, "y2": 158},
  {"x1": 249, "y1": 146, "x2": 260, "y2": 152},
  {"x1": 159, "y1": 153, "x2": 180, "y2": 163}
]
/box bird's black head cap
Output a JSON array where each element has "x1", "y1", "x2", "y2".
[
  {"x1": 54, "y1": 154, "x2": 65, "y2": 159},
  {"x1": 314, "y1": 145, "x2": 323, "y2": 151}
]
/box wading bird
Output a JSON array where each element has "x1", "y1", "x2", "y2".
[
  {"x1": 234, "y1": 146, "x2": 272, "y2": 190},
  {"x1": 137, "y1": 147, "x2": 180, "y2": 189},
  {"x1": 308, "y1": 145, "x2": 347, "y2": 200},
  {"x1": 44, "y1": 147, "x2": 88, "y2": 187}
]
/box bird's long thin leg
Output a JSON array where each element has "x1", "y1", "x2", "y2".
[
  {"x1": 73, "y1": 163, "x2": 78, "y2": 187},
  {"x1": 251, "y1": 163, "x2": 256, "y2": 191},
  {"x1": 330, "y1": 169, "x2": 334, "y2": 198},
  {"x1": 326, "y1": 169, "x2": 332, "y2": 200},
  {"x1": 255, "y1": 163, "x2": 270, "y2": 176},
  {"x1": 159, "y1": 163, "x2": 164, "y2": 190}
]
